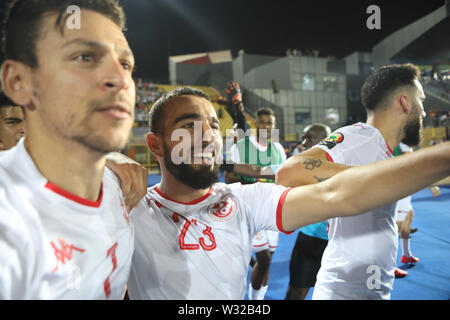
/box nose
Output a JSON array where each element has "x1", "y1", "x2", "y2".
[
  {"x1": 202, "y1": 122, "x2": 216, "y2": 144},
  {"x1": 17, "y1": 122, "x2": 26, "y2": 135},
  {"x1": 99, "y1": 57, "x2": 132, "y2": 92}
]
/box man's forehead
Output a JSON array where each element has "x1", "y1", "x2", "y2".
[
  {"x1": 0, "y1": 106, "x2": 23, "y2": 116},
  {"x1": 168, "y1": 95, "x2": 216, "y2": 117},
  {"x1": 258, "y1": 114, "x2": 275, "y2": 120},
  {"x1": 39, "y1": 9, "x2": 130, "y2": 52},
  {"x1": 413, "y1": 80, "x2": 425, "y2": 98}
]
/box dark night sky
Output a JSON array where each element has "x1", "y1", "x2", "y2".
[
  {"x1": 0, "y1": 0, "x2": 446, "y2": 80},
  {"x1": 120, "y1": 0, "x2": 445, "y2": 80}
]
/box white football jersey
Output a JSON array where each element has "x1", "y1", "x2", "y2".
[
  {"x1": 0, "y1": 140, "x2": 134, "y2": 299},
  {"x1": 311, "y1": 122, "x2": 397, "y2": 300},
  {"x1": 127, "y1": 182, "x2": 290, "y2": 300}
]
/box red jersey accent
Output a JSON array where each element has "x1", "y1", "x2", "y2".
[
  {"x1": 385, "y1": 142, "x2": 394, "y2": 155},
  {"x1": 154, "y1": 187, "x2": 214, "y2": 205},
  {"x1": 104, "y1": 242, "x2": 118, "y2": 299},
  {"x1": 325, "y1": 152, "x2": 334, "y2": 162},
  {"x1": 51, "y1": 238, "x2": 86, "y2": 273},
  {"x1": 45, "y1": 182, "x2": 103, "y2": 208},
  {"x1": 276, "y1": 188, "x2": 294, "y2": 234}
]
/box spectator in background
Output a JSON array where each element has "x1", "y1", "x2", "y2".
[
  {"x1": 0, "y1": 91, "x2": 25, "y2": 150},
  {"x1": 226, "y1": 107, "x2": 286, "y2": 300},
  {"x1": 285, "y1": 123, "x2": 331, "y2": 300},
  {"x1": 291, "y1": 141, "x2": 304, "y2": 156}
]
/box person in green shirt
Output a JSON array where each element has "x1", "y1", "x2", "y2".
[{"x1": 226, "y1": 107, "x2": 286, "y2": 300}]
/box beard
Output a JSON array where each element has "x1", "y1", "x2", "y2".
[
  {"x1": 163, "y1": 143, "x2": 219, "y2": 189},
  {"x1": 402, "y1": 117, "x2": 422, "y2": 147}
]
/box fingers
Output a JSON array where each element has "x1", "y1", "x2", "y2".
[
  {"x1": 106, "y1": 159, "x2": 147, "y2": 211},
  {"x1": 430, "y1": 186, "x2": 440, "y2": 198},
  {"x1": 122, "y1": 163, "x2": 148, "y2": 211}
]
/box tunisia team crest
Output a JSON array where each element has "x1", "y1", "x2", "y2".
[{"x1": 207, "y1": 199, "x2": 237, "y2": 221}]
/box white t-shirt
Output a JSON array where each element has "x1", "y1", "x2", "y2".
[
  {"x1": 311, "y1": 122, "x2": 397, "y2": 300},
  {"x1": 0, "y1": 140, "x2": 134, "y2": 299},
  {"x1": 127, "y1": 182, "x2": 291, "y2": 300}
]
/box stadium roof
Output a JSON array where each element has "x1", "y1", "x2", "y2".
[{"x1": 372, "y1": 2, "x2": 449, "y2": 67}]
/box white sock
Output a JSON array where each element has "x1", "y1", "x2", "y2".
[
  {"x1": 249, "y1": 285, "x2": 268, "y2": 300},
  {"x1": 401, "y1": 238, "x2": 412, "y2": 257}
]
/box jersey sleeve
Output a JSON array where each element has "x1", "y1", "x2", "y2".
[
  {"x1": 237, "y1": 183, "x2": 292, "y2": 235},
  {"x1": 311, "y1": 127, "x2": 367, "y2": 164}
]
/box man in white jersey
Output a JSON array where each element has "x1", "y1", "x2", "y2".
[
  {"x1": 127, "y1": 86, "x2": 450, "y2": 300},
  {"x1": 0, "y1": 0, "x2": 146, "y2": 299},
  {"x1": 276, "y1": 63, "x2": 432, "y2": 299}
]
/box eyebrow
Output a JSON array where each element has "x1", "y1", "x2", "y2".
[
  {"x1": 173, "y1": 113, "x2": 220, "y2": 126},
  {"x1": 61, "y1": 38, "x2": 134, "y2": 59}
]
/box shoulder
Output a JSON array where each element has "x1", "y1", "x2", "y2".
[
  {"x1": 103, "y1": 167, "x2": 121, "y2": 186},
  {"x1": 273, "y1": 141, "x2": 285, "y2": 152}
]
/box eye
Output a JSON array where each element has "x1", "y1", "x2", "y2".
[
  {"x1": 5, "y1": 119, "x2": 21, "y2": 125},
  {"x1": 76, "y1": 53, "x2": 94, "y2": 62},
  {"x1": 121, "y1": 61, "x2": 133, "y2": 71},
  {"x1": 182, "y1": 122, "x2": 195, "y2": 129}
]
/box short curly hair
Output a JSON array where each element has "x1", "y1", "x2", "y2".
[
  {"x1": 148, "y1": 87, "x2": 211, "y2": 135},
  {"x1": 361, "y1": 63, "x2": 420, "y2": 111}
]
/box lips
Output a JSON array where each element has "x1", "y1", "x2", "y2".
[
  {"x1": 97, "y1": 103, "x2": 131, "y2": 120},
  {"x1": 192, "y1": 150, "x2": 216, "y2": 165}
]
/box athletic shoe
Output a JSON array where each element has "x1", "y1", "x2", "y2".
[
  {"x1": 401, "y1": 255, "x2": 419, "y2": 264},
  {"x1": 395, "y1": 268, "x2": 408, "y2": 278}
]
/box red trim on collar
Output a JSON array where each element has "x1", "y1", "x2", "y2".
[
  {"x1": 154, "y1": 187, "x2": 214, "y2": 205},
  {"x1": 385, "y1": 142, "x2": 394, "y2": 155},
  {"x1": 45, "y1": 182, "x2": 103, "y2": 208}
]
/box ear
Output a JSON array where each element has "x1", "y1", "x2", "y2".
[
  {"x1": 146, "y1": 132, "x2": 163, "y2": 158},
  {"x1": 0, "y1": 141, "x2": 4, "y2": 150},
  {"x1": 1, "y1": 60, "x2": 35, "y2": 110},
  {"x1": 398, "y1": 93, "x2": 410, "y2": 115}
]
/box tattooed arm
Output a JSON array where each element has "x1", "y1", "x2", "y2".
[{"x1": 276, "y1": 147, "x2": 350, "y2": 187}]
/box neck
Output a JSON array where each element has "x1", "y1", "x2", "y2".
[
  {"x1": 157, "y1": 167, "x2": 212, "y2": 203},
  {"x1": 25, "y1": 125, "x2": 106, "y2": 201},
  {"x1": 366, "y1": 110, "x2": 405, "y2": 151}
]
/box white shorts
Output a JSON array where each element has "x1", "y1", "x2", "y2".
[
  {"x1": 395, "y1": 196, "x2": 412, "y2": 222},
  {"x1": 253, "y1": 230, "x2": 279, "y2": 253}
]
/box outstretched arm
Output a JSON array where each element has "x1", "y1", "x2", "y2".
[
  {"x1": 276, "y1": 147, "x2": 350, "y2": 186},
  {"x1": 280, "y1": 142, "x2": 450, "y2": 232}
]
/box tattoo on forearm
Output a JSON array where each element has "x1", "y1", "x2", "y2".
[
  {"x1": 313, "y1": 176, "x2": 329, "y2": 183},
  {"x1": 304, "y1": 159, "x2": 322, "y2": 170}
]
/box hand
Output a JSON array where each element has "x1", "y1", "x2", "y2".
[
  {"x1": 429, "y1": 186, "x2": 440, "y2": 198},
  {"x1": 106, "y1": 153, "x2": 148, "y2": 212}
]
